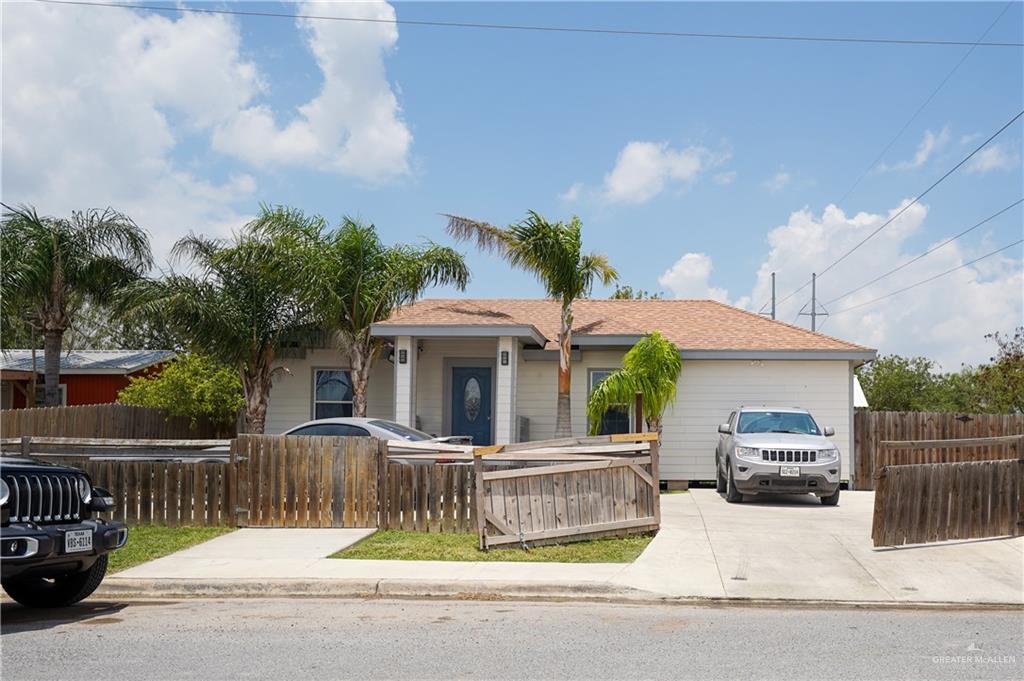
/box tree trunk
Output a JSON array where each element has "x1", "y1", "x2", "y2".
[
  {"x1": 647, "y1": 415, "x2": 663, "y2": 442},
  {"x1": 554, "y1": 300, "x2": 573, "y2": 438},
  {"x1": 240, "y1": 364, "x2": 274, "y2": 434},
  {"x1": 42, "y1": 330, "x2": 63, "y2": 406},
  {"x1": 349, "y1": 341, "x2": 373, "y2": 418},
  {"x1": 29, "y1": 340, "x2": 38, "y2": 408}
]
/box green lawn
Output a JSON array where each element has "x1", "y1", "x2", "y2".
[
  {"x1": 332, "y1": 530, "x2": 653, "y2": 563},
  {"x1": 109, "y1": 526, "x2": 235, "y2": 574}
]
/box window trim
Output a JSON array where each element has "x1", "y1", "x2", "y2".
[
  {"x1": 587, "y1": 368, "x2": 633, "y2": 435},
  {"x1": 310, "y1": 367, "x2": 354, "y2": 420}
]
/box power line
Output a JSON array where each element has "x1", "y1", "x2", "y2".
[
  {"x1": 775, "y1": 108, "x2": 1024, "y2": 307},
  {"x1": 31, "y1": 0, "x2": 1024, "y2": 48},
  {"x1": 824, "y1": 198, "x2": 1023, "y2": 305},
  {"x1": 830, "y1": 239, "x2": 1024, "y2": 316},
  {"x1": 834, "y1": 1, "x2": 1015, "y2": 207}
]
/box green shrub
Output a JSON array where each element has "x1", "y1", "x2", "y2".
[{"x1": 118, "y1": 353, "x2": 243, "y2": 429}]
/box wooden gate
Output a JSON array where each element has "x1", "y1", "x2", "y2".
[
  {"x1": 871, "y1": 435, "x2": 1023, "y2": 547},
  {"x1": 233, "y1": 435, "x2": 383, "y2": 528},
  {"x1": 473, "y1": 434, "x2": 661, "y2": 549}
]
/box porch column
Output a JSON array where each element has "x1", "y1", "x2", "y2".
[
  {"x1": 495, "y1": 336, "x2": 518, "y2": 445},
  {"x1": 394, "y1": 335, "x2": 417, "y2": 428}
]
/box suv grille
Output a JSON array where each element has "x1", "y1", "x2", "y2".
[
  {"x1": 2, "y1": 473, "x2": 83, "y2": 523},
  {"x1": 762, "y1": 450, "x2": 817, "y2": 463}
]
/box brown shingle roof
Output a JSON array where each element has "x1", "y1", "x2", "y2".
[{"x1": 374, "y1": 299, "x2": 873, "y2": 353}]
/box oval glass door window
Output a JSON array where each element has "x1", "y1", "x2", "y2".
[{"x1": 464, "y1": 377, "x2": 481, "y2": 422}]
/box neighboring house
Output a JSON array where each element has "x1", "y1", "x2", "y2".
[
  {"x1": 264, "y1": 299, "x2": 876, "y2": 486},
  {"x1": 0, "y1": 349, "x2": 175, "y2": 409}
]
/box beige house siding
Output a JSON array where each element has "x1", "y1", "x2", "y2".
[
  {"x1": 264, "y1": 349, "x2": 394, "y2": 434},
  {"x1": 660, "y1": 359, "x2": 853, "y2": 482}
]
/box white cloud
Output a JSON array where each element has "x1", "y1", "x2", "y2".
[
  {"x1": 658, "y1": 253, "x2": 731, "y2": 303},
  {"x1": 1, "y1": 3, "x2": 260, "y2": 263},
  {"x1": 713, "y1": 171, "x2": 737, "y2": 186},
  {"x1": 744, "y1": 201, "x2": 1023, "y2": 368},
  {"x1": 1, "y1": 1, "x2": 409, "y2": 269},
  {"x1": 211, "y1": 1, "x2": 411, "y2": 183},
  {"x1": 763, "y1": 170, "x2": 791, "y2": 193},
  {"x1": 558, "y1": 182, "x2": 583, "y2": 203},
  {"x1": 878, "y1": 126, "x2": 950, "y2": 172},
  {"x1": 965, "y1": 143, "x2": 1020, "y2": 174},
  {"x1": 600, "y1": 141, "x2": 729, "y2": 204}
]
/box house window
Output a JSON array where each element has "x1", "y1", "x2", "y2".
[
  {"x1": 313, "y1": 369, "x2": 353, "y2": 419},
  {"x1": 33, "y1": 384, "x2": 67, "y2": 407},
  {"x1": 588, "y1": 369, "x2": 631, "y2": 436}
]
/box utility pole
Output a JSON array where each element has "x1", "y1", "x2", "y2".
[
  {"x1": 811, "y1": 272, "x2": 817, "y2": 332},
  {"x1": 759, "y1": 272, "x2": 777, "y2": 320},
  {"x1": 797, "y1": 272, "x2": 829, "y2": 331}
]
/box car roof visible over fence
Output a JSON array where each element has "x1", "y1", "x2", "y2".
[{"x1": 0, "y1": 349, "x2": 176, "y2": 374}]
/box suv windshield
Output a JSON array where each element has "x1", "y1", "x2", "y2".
[
  {"x1": 369, "y1": 420, "x2": 433, "y2": 441},
  {"x1": 737, "y1": 411, "x2": 820, "y2": 435}
]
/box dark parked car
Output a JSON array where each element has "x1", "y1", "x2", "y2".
[{"x1": 1, "y1": 456, "x2": 127, "y2": 607}]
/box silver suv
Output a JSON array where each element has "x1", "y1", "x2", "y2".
[{"x1": 715, "y1": 407, "x2": 841, "y2": 505}]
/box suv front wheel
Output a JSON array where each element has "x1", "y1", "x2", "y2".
[
  {"x1": 2, "y1": 555, "x2": 109, "y2": 608},
  {"x1": 715, "y1": 455, "x2": 727, "y2": 493},
  {"x1": 820, "y1": 489, "x2": 840, "y2": 506}
]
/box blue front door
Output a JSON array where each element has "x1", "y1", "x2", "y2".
[{"x1": 450, "y1": 366, "x2": 492, "y2": 446}]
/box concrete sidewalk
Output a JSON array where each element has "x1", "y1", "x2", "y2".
[{"x1": 102, "y1": 490, "x2": 1024, "y2": 607}]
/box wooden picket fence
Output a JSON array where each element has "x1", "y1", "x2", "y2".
[
  {"x1": 48, "y1": 458, "x2": 233, "y2": 526},
  {"x1": 0, "y1": 403, "x2": 228, "y2": 439},
  {"x1": 234, "y1": 434, "x2": 382, "y2": 528},
  {"x1": 871, "y1": 435, "x2": 1024, "y2": 547},
  {"x1": 379, "y1": 462, "x2": 476, "y2": 532},
  {"x1": 854, "y1": 411, "x2": 1023, "y2": 490}
]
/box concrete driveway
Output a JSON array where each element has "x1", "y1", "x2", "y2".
[{"x1": 615, "y1": 489, "x2": 1024, "y2": 604}]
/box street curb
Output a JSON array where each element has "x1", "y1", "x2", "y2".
[{"x1": 96, "y1": 578, "x2": 1024, "y2": 611}]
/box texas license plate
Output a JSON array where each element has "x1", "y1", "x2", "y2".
[
  {"x1": 64, "y1": 529, "x2": 93, "y2": 553},
  {"x1": 779, "y1": 466, "x2": 801, "y2": 477}
]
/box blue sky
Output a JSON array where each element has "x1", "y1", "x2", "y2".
[{"x1": 3, "y1": 1, "x2": 1022, "y2": 367}]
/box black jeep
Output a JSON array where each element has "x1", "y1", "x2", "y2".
[{"x1": 1, "y1": 456, "x2": 127, "y2": 607}]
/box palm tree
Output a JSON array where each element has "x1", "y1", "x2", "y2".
[
  {"x1": 445, "y1": 211, "x2": 617, "y2": 437},
  {"x1": 1, "y1": 205, "x2": 152, "y2": 406},
  {"x1": 587, "y1": 332, "x2": 682, "y2": 436},
  {"x1": 134, "y1": 205, "x2": 319, "y2": 433},
  {"x1": 303, "y1": 218, "x2": 469, "y2": 416}
]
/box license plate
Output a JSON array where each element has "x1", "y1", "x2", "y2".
[
  {"x1": 64, "y1": 529, "x2": 93, "y2": 553},
  {"x1": 779, "y1": 466, "x2": 801, "y2": 477}
]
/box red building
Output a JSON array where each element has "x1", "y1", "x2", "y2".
[{"x1": 0, "y1": 350, "x2": 175, "y2": 409}]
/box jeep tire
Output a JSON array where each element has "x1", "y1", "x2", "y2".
[
  {"x1": 715, "y1": 457, "x2": 727, "y2": 493},
  {"x1": 2, "y1": 554, "x2": 109, "y2": 608},
  {"x1": 820, "y1": 489, "x2": 841, "y2": 506}
]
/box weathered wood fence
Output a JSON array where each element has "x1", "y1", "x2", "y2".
[
  {"x1": 234, "y1": 435, "x2": 382, "y2": 528},
  {"x1": 871, "y1": 435, "x2": 1023, "y2": 547},
  {"x1": 474, "y1": 434, "x2": 660, "y2": 549},
  {"x1": 47, "y1": 458, "x2": 233, "y2": 526},
  {"x1": 0, "y1": 403, "x2": 228, "y2": 439},
  {"x1": 854, "y1": 411, "x2": 1023, "y2": 490}
]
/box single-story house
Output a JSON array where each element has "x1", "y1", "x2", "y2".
[
  {"x1": 0, "y1": 349, "x2": 176, "y2": 409},
  {"x1": 264, "y1": 299, "x2": 876, "y2": 486}
]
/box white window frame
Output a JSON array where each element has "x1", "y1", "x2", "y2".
[
  {"x1": 587, "y1": 368, "x2": 633, "y2": 435},
  {"x1": 311, "y1": 368, "x2": 353, "y2": 420}
]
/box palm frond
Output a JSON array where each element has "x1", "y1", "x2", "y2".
[{"x1": 443, "y1": 214, "x2": 510, "y2": 254}]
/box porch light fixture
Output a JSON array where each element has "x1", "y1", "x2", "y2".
[
  {"x1": 398, "y1": 349, "x2": 408, "y2": 364},
  {"x1": 500, "y1": 351, "x2": 509, "y2": 366}
]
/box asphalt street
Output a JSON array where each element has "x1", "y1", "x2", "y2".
[{"x1": 2, "y1": 598, "x2": 1021, "y2": 680}]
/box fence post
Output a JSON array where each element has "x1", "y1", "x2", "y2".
[
  {"x1": 473, "y1": 450, "x2": 486, "y2": 550},
  {"x1": 20, "y1": 435, "x2": 30, "y2": 458},
  {"x1": 377, "y1": 440, "x2": 389, "y2": 529},
  {"x1": 871, "y1": 466, "x2": 888, "y2": 546},
  {"x1": 650, "y1": 436, "x2": 661, "y2": 526},
  {"x1": 1018, "y1": 436, "x2": 1024, "y2": 535}
]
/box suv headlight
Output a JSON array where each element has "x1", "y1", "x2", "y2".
[
  {"x1": 0, "y1": 478, "x2": 8, "y2": 506},
  {"x1": 735, "y1": 446, "x2": 761, "y2": 460},
  {"x1": 819, "y1": 447, "x2": 839, "y2": 461},
  {"x1": 77, "y1": 476, "x2": 92, "y2": 504}
]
